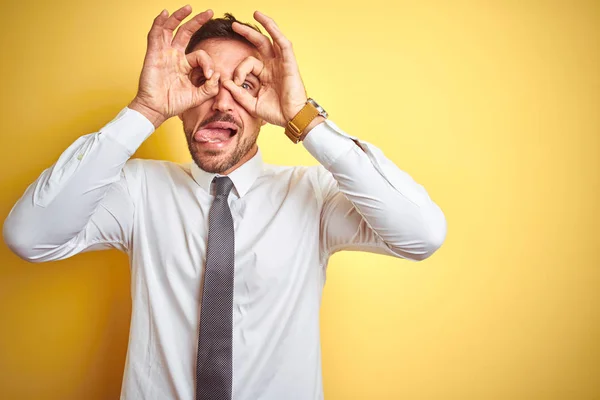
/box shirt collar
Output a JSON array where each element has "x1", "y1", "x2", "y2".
[{"x1": 190, "y1": 149, "x2": 264, "y2": 197}]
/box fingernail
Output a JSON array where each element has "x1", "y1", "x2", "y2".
[{"x1": 206, "y1": 69, "x2": 213, "y2": 78}]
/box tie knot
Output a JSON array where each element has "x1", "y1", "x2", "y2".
[{"x1": 214, "y1": 176, "x2": 234, "y2": 197}]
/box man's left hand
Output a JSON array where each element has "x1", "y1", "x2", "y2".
[{"x1": 222, "y1": 11, "x2": 307, "y2": 127}]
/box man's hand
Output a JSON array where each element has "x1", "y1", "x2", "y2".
[
  {"x1": 129, "y1": 5, "x2": 220, "y2": 129},
  {"x1": 222, "y1": 11, "x2": 308, "y2": 128}
]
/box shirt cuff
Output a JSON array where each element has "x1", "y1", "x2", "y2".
[
  {"x1": 99, "y1": 107, "x2": 156, "y2": 155},
  {"x1": 302, "y1": 119, "x2": 356, "y2": 169}
]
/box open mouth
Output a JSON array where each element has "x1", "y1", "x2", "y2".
[{"x1": 194, "y1": 121, "x2": 239, "y2": 144}]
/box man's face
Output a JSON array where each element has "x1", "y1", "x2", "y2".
[{"x1": 179, "y1": 38, "x2": 265, "y2": 174}]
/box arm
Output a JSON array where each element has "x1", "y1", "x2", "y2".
[
  {"x1": 303, "y1": 119, "x2": 447, "y2": 262},
  {"x1": 2, "y1": 108, "x2": 154, "y2": 262},
  {"x1": 212, "y1": 11, "x2": 446, "y2": 261},
  {"x1": 3, "y1": 6, "x2": 220, "y2": 262}
]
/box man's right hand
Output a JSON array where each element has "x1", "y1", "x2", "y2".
[{"x1": 128, "y1": 5, "x2": 220, "y2": 129}]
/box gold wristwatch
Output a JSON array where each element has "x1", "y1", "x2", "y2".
[{"x1": 284, "y1": 98, "x2": 328, "y2": 143}]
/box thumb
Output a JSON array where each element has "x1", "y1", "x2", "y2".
[
  {"x1": 222, "y1": 79, "x2": 257, "y2": 116},
  {"x1": 191, "y1": 72, "x2": 220, "y2": 107}
]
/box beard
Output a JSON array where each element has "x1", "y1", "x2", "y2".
[{"x1": 184, "y1": 112, "x2": 259, "y2": 174}]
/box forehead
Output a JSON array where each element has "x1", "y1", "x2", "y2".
[{"x1": 193, "y1": 38, "x2": 261, "y2": 70}]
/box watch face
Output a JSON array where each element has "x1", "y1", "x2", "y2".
[{"x1": 307, "y1": 98, "x2": 328, "y2": 118}]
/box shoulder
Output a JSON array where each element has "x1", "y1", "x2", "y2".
[
  {"x1": 121, "y1": 158, "x2": 194, "y2": 196},
  {"x1": 124, "y1": 158, "x2": 191, "y2": 177},
  {"x1": 259, "y1": 162, "x2": 335, "y2": 198},
  {"x1": 261, "y1": 161, "x2": 323, "y2": 180}
]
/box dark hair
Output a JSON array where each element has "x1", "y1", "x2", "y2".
[{"x1": 185, "y1": 13, "x2": 262, "y2": 54}]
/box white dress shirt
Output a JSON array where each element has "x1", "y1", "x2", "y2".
[{"x1": 3, "y1": 106, "x2": 446, "y2": 400}]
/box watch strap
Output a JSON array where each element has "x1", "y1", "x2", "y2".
[{"x1": 284, "y1": 101, "x2": 321, "y2": 144}]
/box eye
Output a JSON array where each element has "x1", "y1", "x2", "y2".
[
  {"x1": 190, "y1": 69, "x2": 207, "y2": 87},
  {"x1": 241, "y1": 82, "x2": 252, "y2": 90}
]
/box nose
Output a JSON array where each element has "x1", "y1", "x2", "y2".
[{"x1": 211, "y1": 81, "x2": 236, "y2": 114}]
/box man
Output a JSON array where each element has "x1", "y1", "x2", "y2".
[{"x1": 3, "y1": 5, "x2": 447, "y2": 400}]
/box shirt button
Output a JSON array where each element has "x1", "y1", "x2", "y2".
[{"x1": 77, "y1": 154, "x2": 83, "y2": 160}]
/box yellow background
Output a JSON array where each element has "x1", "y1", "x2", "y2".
[{"x1": 1, "y1": 0, "x2": 598, "y2": 398}]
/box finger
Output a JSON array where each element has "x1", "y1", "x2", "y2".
[
  {"x1": 186, "y1": 49, "x2": 215, "y2": 78},
  {"x1": 163, "y1": 4, "x2": 193, "y2": 34},
  {"x1": 231, "y1": 21, "x2": 275, "y2": 59},
  {"x1": 172, "y1": 9, "x2": 214, "y2": 50},
  {"x1": 194, "y1": 72, "x2": 220, "y2": 105},
  {"x1": 253, "y1": 11, "x2": 295, "y2": 60},
  {"x1": 147, "y1": 9, "x2": 170, "y2": 50},
  {"x1": 223, "y1": 79, "x2": 258, "y2": 115},
  {"x1": 233, "y1": 56, "x2": 264, "y2": 86}
]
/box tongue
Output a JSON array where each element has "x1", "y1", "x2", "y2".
[{"x1": 195, "y1": 128, "x2": 231, "y2": 142}]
